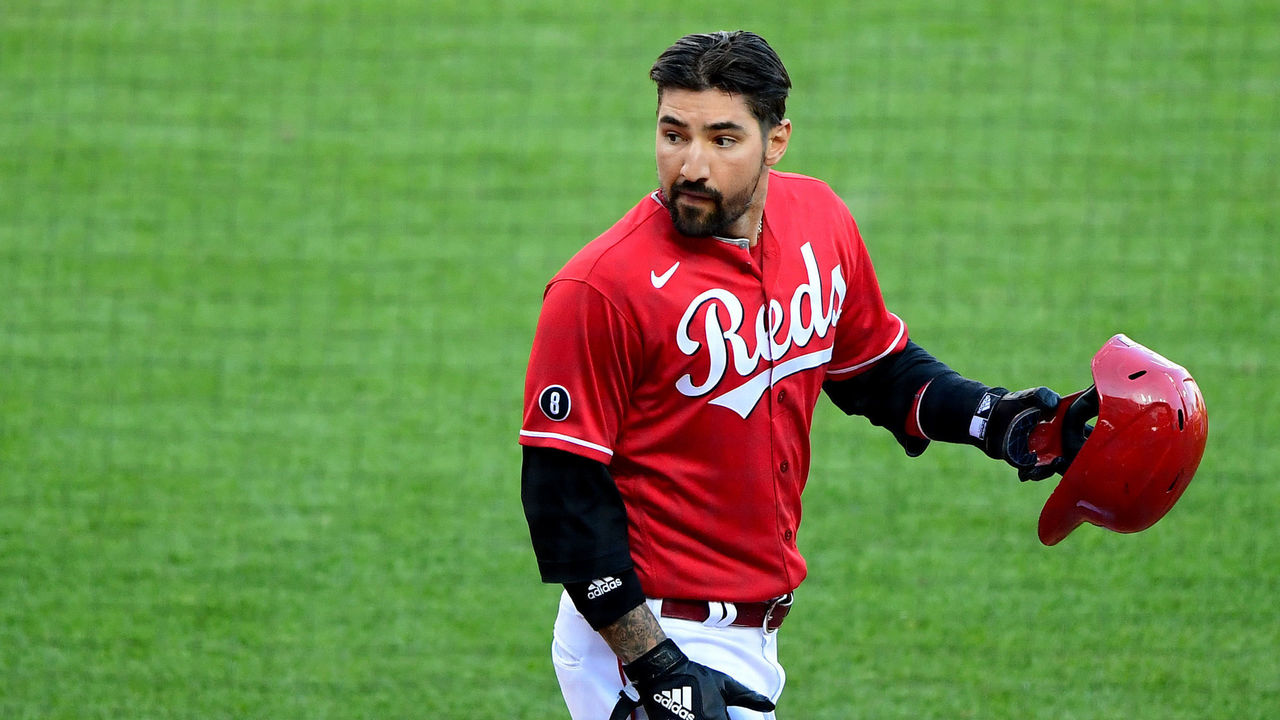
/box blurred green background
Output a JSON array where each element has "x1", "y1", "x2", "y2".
[{"x1": 1, "y1": 1, "x2": 1276, "y2": 718}]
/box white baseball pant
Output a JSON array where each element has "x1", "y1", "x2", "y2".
[{"x1": 550, "y1": 591, "x2": 787, "y2": 719}]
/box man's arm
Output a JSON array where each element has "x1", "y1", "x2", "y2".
[
  {"x1": 521, "y1": 446, "x2": 649, "y2": 630},
  {"x1": 823, "y1": 340, "x2": 952, "y2": 456},
  {"x1": 522, "y1": 446, "x2": 775, "y2": 719},
  {"x1": 824, "y1": 340, "x2": 1063, "y2": 479},
  {"x1": 598, "y1": 603, "x2": 668, "y2": 663}
]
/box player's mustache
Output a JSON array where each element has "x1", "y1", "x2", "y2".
[{"x1": 671, "y1": 182, "x2": 722, "y2": 202}]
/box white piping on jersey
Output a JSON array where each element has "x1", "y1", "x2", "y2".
[
  {"x1": 824, "y1": 313, "x2": 907, "y2": 377},
  {"x1": 519, "y1": 430, "x2": 614, "y2": 458}
]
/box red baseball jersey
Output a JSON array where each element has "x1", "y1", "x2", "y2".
[{"x1": 520, "y1": 170, "x2": 908, "y2": 602}]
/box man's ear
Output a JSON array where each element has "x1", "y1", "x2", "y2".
[{"x1": 765, "y1": 119, "x2": 792, "y2": 167}]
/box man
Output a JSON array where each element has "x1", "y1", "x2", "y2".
[{"x1": 519, "y1": 31, "x2": 1063, "y2": 720}]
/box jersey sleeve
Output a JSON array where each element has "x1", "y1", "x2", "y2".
[
  {"x1": 825, "y1": 215, "x2": 909, "y2": 379},
  {"x1": 519, "y1": 279, "x2": 639, "y2": 465}
]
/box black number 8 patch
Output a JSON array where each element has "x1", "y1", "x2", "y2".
[{"x1": 538, "y1": 385, "x2": 571, "y2": 421}]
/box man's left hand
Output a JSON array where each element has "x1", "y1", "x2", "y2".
[{"x1": 983, "y1": 386, "x2": 1064, "y2": 481}]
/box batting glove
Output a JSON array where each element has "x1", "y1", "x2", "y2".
[
  {"x1": 608, "y1": 639, "x2": 775, "y2": 720},
  {"x1": 980, "y1": 386, "x2": 1066, "y2": 481}
]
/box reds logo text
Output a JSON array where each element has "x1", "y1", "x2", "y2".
[{"x1": 675, "y1": 242, "x2": 846, "y2": 418}]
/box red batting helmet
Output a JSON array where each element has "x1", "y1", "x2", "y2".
[{"x1": 1029, "y1": 334, "x2": 1208, "y2": 546}]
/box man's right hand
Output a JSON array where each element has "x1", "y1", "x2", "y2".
[{"x1": 608, "y1": 639, "x2": 775, "y2": 720}]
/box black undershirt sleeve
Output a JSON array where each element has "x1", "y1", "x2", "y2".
[
  {"x1": 520, "y1": 445, "x2": 634, "y2": 584},
  {"x1": 521, "y1": 445, "x2": 646, "y2": 629},
  {"x1": 822, "y1": 340, "x2": 991, "y2": 455}
]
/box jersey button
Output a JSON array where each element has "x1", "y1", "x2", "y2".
[
  {"x1": 779, "y1": 460, "x2": 789, "y2": 473},
  {"x1": 777, "y1": 390, "x2": 787, "y2": 403},
  {"x1": 783, "y1": 529, "x2": 794, "y2": 542}
]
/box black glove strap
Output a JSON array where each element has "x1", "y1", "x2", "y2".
[
  {"x1": 968, "y1": 389, "x2": 1007, "y2": 445},
  {"x1": 623, "y1": 639, "x2": 687, "y2": 683}
]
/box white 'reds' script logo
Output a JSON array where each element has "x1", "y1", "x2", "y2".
[{"x1": 676, "y1": 242, "x2": 846, "y2": 418}]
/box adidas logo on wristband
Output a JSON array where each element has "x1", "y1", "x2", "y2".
[{"x1": 586, "y1": 576, "x2": 623, "y2": 600}]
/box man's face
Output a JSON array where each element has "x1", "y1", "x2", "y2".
[{"x1": 655, "y1": 88, "x2": 788, "y2": 239}]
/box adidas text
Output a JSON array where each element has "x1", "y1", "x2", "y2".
[
  {"x1": 586, "y1": 577, "x2": 622, "y2": 600},
  {"x1": 653, "y1": 687, "x2": 695, "y2": 720}
]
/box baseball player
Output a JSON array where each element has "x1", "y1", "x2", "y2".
[{"x1": 519, "y1": 31, "x2": 1064, "y2": 719}]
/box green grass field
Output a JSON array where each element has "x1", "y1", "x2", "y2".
[{"x1": 2, "y1": 1, "x2": 1277, "y2": 718}]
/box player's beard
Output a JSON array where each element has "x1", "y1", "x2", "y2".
[{"x1": 662, "y1": 166, "x2": 763, "y2": 238}]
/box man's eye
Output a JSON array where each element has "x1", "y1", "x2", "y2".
[
  {"x1": 665, "y1": 132, "x2": 683, "y2": 143},
  {"x1": 715, "y1": 137, "x2": 737, "y2": 147}
]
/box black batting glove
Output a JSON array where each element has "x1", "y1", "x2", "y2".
[
  {"x1": 978, "y1": 386, "x2": 1064, "y2": 481},
  {"x1": 608, "y1": 639, "x2": 775, "y2": 720}
]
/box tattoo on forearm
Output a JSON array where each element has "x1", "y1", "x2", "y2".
[{"x1": 600, "y1": 604, "x2": 668, "y2": 664}]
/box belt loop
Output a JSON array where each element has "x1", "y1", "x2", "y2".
[
  {"x1": 719, "y1": 601, "x2": 739, "y2": 628},
  {"x1": 702, "y1": 601, "x2": 725, "y2": 628},
  {"x1": 647, "y1": 597, "x2": 664, "y2": 618}
]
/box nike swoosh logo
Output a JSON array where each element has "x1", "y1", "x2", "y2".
[{"x1": 650, "y1": 262, "x2": 680, "y2": 289}]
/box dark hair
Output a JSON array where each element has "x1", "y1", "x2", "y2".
[{"x1": 649, "y1": 31, "x2": 791, "y2": 128}]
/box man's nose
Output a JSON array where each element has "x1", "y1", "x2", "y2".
[{"x1": 680, "y1": 141, "x2": 711, "y2": 184}]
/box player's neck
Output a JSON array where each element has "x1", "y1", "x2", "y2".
[
  {"x1": 717, "y1": 172, "x2": 768, "y2": 246},
  {"x1": 716, "y1": 214, "x2": 764, "y2": 249},
  {"x1": 744, "y1": 170, "x2": 770, "y2": 247},
  {"x1": 723, "y1": 200, "x2": 765, "y2": 247}
]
